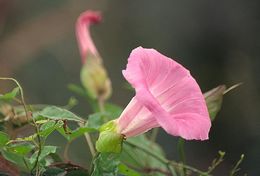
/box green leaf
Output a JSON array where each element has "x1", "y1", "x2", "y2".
[
  {"x1": 104, "y1": 103, "x2": 123, "y2": 120},
  {"x1": 91, "y1": 153, "x2": 120, "y2": 176},
  {"x1": 48, "y1": 153, "x2": 63, "y2": 163},
  {"x1": 118, "y1": 163, "x2": 141, "y2": 176},
  {"x1": 68, "y1": 83, "x2": 98, "y2": 111},
  {"x1": 87, "y1": 107, "x2": 122, "y2": 130},
  {"x1": 121, "y1": 135, "x2": 168, "y2": 176},
  {"x1": 1, "y1": 149, "x2": 31, "y2": 170},
  {"x1": 39, "y1": 106, "x2": 84, "y2": 122},
  {"x1": 204, "y1": 85, "x2": 226, "y2": 121},
  {"x1": 0, "y1": 131, "x2": 9, "y2": 148},
  {"x1": 87, "y1": 112, "x2": 108, "y2": 130},
  {"x1": 39, "y1": 120, "x2": 64, "y2": 138},
  {"x1": 57, "y1": 125, "x2": 72, "y2": 141},
  {"x1": 68, "y1": 84, "x2": 89, "y2": 98},
  {"x1": 58, "y1": 123, "x2": 96, "y2": 141},
  {"x1": 69, "y1": 126, "x2": 96, "y2": 141},
  {"x1": 30, "y1": 146, "x2": 57, "y2": 165},
  {"x1": 65, "y1": 97, "x2": 78, "y2": 109},
  {"x1": 7, "y1": 142, "x2": 34, "y2": 155},
  {"x1": 0, "y1": 87, "x2": 20, "y2": 102}
]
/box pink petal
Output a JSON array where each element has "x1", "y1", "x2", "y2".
[
  {"x1": 118, "y1": 47, "x2": 211, "y2": 140},
  {"x1": 117, "y1": 97, "x2": 159, "y2": 137},
  {"x1": 76, "y1": 10, "x2": 101, "y2": 63}
]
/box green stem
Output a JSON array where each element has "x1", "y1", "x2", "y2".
[
  {"x1": 78, "y1": 122, "x2": 96, "y2": 157},
  {"x1": 0, "y1": 77, "x2": 42, "y2": 175},
  {"x1": 23, "y1": 157, "x2": 30, "y2": 171},
  {"x1": 229, "y1": 154, "x2": 244, "y2": 176},
  {"x1": 177, "y1": 138, "x2": 186, "y2": 163},
  {"x1": 85, "y1": 95, "x2": 106, "y2": 156},
  {"x1": 63, "y1": 140, "x2": 72, "y2": 162},
  {"x1": 177, "y1": 138, "x2": 186, "y2": 174},
  {"x1": 0, "y1": 78, "x2": 29, "y2": 120},
  {"x1": 98, "y1": 96, "x2": 105, "y2": 113},
  {"x1": 205, "y1": 151, "x2": 225, "y2": 174},
  {"x1": 150, "y1": 128, "x2": 159, "y2": 142},
  {"x1": 170, "y1": 162, "x2": 210, "y2": 176}
]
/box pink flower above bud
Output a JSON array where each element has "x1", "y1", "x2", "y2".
[
  {"x1": 76, "y1": 10, "x2": 101, "y2": 64},
  {"x1": 116, "y1": 47, "x2": 211, "y2": 140}
]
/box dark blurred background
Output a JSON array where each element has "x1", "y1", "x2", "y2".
[{"x1": 0, "y1": 0, "x2": 260, "y2": 175}]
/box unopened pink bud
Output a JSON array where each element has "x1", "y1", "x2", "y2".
[{"x1": 75, "y1": 10, "x2": 111, "y2": 100}]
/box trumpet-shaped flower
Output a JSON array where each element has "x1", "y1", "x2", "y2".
[
  {"x1": 96, "y1": 47, "x2": 211, "y2": 153},
  {"x1": 116, "y1": 47, "x2": 211, "y2": 140},
  {"x1": 75, "y1": 10, "x2": 111, "y2": 100}
]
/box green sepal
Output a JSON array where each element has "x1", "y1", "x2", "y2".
[
  {"x1": 204, "y1": 85, "x2": 226, "y2": 121},
  {"x1": 96, "y1": 120, "x2": 123, "y2": 153}
]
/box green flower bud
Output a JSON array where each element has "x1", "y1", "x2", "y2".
[{"x1": 80, "y1": 55, "x2": 112, "y2": 100}]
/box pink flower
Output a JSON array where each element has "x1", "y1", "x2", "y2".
[
  {"x1": 116, "y1": 47, "x2": 211, "y2": 140},
  {"x1": 76, "y1": 10, "x2": 101, "y2": 64}
]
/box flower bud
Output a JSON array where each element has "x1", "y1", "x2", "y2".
[
  {"x1": 80, "y1": 55, "x2": 111, "y2": 100},
  {"x1": 76, "y1": 10, "x2": 111, "y2": 100}
]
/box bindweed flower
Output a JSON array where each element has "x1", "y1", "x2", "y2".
[
  {"x1": 116, "y1": 47, "x2": 211, "y2": 140},
  {"x1": 96, "y1": 47, "x2": 211, "y2": 153},
  {"x1": 76, "y1": 10, "x2": 111, "y2": 100}
]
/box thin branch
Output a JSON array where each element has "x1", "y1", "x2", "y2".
[
  {"x1": 170, "y1": 161, "x2": 209, "y2": 176},
  {"x1": 205, "y1": 151, "x2": 225, "y2": 174},
  {"x1": 0, "y1": 77, "x2": 42, "y2": 175},
  {"x1": 78, "y1": 122, "x2": 96, "y2": 157},
  {"x1": 63, "y1": 140, "x2": 72, "y2": 162},
  {"x1": 82, "y1": 95, "x2": 106, "y2": 157},
  {"x1": 0, "y1": 78, "x2": 29, "y2": 120},
  {"x1": 229, "y1": 154, "x2": 244, "y2": 176}
]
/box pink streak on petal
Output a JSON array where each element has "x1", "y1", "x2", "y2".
[
  {"x1": 118, "y1": 47, "x2": 211, "y2": 140},
  {"x1": 117, "y1": 97, "x2": 143, "y2": 131},
  {"x1": 76, "y1": 10, "x2": 101, "y2": 64},
  {"x1": 117, "y1": 97, "x2": 159, "y2": 137}
]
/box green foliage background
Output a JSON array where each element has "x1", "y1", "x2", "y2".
[{"x1": 1, "y1": 0, "x2": 260, "y2": 175}]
